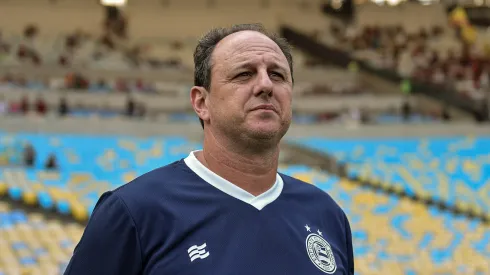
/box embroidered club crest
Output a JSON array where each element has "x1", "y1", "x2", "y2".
[{"x1": 305, "y1": 233, "x2": 337, "y2": 274}]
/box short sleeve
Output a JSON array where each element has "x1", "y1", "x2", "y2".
[
  {"x1": 344, "y1": 213, "x2": 355, "y2": 275},
  {"x1": 64, "y1": 191, "x2": 143, "y2": 275}
]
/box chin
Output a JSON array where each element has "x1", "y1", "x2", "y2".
[{"x1": 246, "y1": 123, "x2": 286, "y2": 141}]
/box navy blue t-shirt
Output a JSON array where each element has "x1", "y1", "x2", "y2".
[{"x1": 64, "y1": 151, "x2": 354, "y2": 275}]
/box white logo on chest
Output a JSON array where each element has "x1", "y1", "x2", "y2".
[
  {"x1": 188, "y1": 243, "x2": 210, "y2": 262},
  {"x1": 305, "y1": 225, "x2": 337, "y2": 274}
]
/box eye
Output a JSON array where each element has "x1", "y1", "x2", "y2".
[
  {"x1": 269, "y1": 71, "x2": 284, "y2": 80},
  {"x1": 235, "y1": 72, "x2": 252, "y2": 78}
]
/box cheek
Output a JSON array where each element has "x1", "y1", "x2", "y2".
[
  {"x1": 277, "y1": 90, "x2": 292, "y2": 111},
  {"x1": 211, "y1": 93, "x2": 244, "y2": 118}
]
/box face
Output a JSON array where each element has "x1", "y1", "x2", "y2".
[{"x1": 192, "y1": 31, "x2": 293, "y2": 144}]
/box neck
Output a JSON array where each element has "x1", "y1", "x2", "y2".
[{"x1": 196, "y1": 129, "x2": 280, "y2": 196}]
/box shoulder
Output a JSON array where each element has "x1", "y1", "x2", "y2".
[
  {"x1": 279, "y1": 173, "x2": 346, "y2": 218},
  {"x1": 114, "y1": 159, "x2": 195, "y2": 197},
  {"x1": 109, "y1": 159, "x2": 195, "y2": 213}
]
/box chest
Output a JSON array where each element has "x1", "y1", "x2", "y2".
[{"x1": 141, "y1": 207, "x2": 348, "y2": 275}]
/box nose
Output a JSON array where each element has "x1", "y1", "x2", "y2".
[{"x1": 254, "y1": 70, "x2": 273, "y2": 97}]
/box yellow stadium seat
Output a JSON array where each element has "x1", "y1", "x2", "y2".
[
  {"x1": 22, "y1": 191, "x2": 37, "y2": 205},
  {"x1": 32, "y1": 183, "x2": 45, "y2": 192},
  {"x1": 5, "y1": 267, "x2": 21, "y2": 275},
  {"x1": 71, "y1": 203, "x2": 88, "y2": 222},
  {"x1": 70, "y1": 173, "x2": 92, "y2": 185},
  {"x1": 136, "y1": 153, "x2": 146, "y2": 166},
  {"x1": 294, "y1": 173, "x2": 313, "y2": 184},
  {"x1": 21, "y1": 266, "x2": 36, "y2": 275},
  {"x1": 37, "y1": 171, "x2": 60, "y2": 181},
  {"x1": 152, "y1": 147, "x2": 163, "y2": 157},
  {"x1": 40, "y1": 262, "x2": 58, "y2": 275},
  {"x1": 371, "y1": 178, "x2": 382, "y2": 188},
  {"x1": 48, "y1": 188, "x2": 64, "y2": 201},
  {"x1": 123, "y1": 172, "x2": 136, "y2": 183},
  {"x1": 118, "y1": 140, "x2": 137, "y2": 151},
  {"x1": 392, "y1": 184, "x2": 404, "y2": 194},
  {"x1": 119, "y1": 159, "x2": 130, "y2": 169},
  {"x1": 0, "y1": 181, "x2": 8, "y2": 195},
  {"x1": 455, "y1": 201, "x2": 470, "y2": 213}
]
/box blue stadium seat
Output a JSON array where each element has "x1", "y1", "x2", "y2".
[
  {"x1": 280, "y1": 166, "x2": 490, "y2": 275},
  {"x1": 295, "y1": 136, "x2": 490, "y2": 215},
  {"x1": 1, "y1": 133, "x2": 489, "y2": 275},
  {"x1": 0, "y1": 133, "x2": 201, "y2": 221},
  {"x1": 0, "y1": 201, "x2": 85, "y2": 273}
]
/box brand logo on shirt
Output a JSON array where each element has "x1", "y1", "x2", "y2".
[
  {"x1": 188, "y1": 243, "x2": 210, "y2": 262},
  {"x1": 305, "y1": 225, "x2": 337, "y2": 274}
]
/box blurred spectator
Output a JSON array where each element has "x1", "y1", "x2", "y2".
[
  {"x1": 35, "y1": 96, "x2": 47, "y2": 115},
  {"x1": 65, "y1": 73, "x2": 89, "y2": 90},
  {"x1": 360, "y1": 108, "x2": 370, "y2": 124},
  {"x1": 104, "y1": 6, "x2": 128, "y2": 39},
  {"x1": 90, "y1": 79, "x2": 110, "y2": 92},
  {"x1": 323, "y1": 22, "x2": 490, "y2": 101},
  {"x1": 58, "y1": 97, "x2": 69, "y2": 117},
  {"x1": 116, "y1": 78, "x2": 129, "y2": 93},
  {"x1": 401, "y1": 99, "x2": 412, "y2": 122},
  {"x1": 0, "y1": 31, "x2": 10, "y2": 54},
  {"x1": 17, "y1": 24, "x2": 41, "y2": 65},
  {"x1": 19, "y1": 96, "x2": 29, "y2": 114},
  {"x1": 0, "y1": 95, "x2": 6, "y2": 115},
  {"x1": 16, "y1": 76, "x2": 27, "y2": 88},
  {"x1": 44, "y1": 153, "x2": 58, "y2": 170},
  {"x1": 442, "y1": 105, "x2": 451, "y2": 121},
  {"x1": 432, "y1": 66, "x2": 446, "y2": 84},
  {"x1": 126, "y1": 46, "x2": 143, "y2": 67},
  {"x1": 125, "y1": 96, "x2": 135, "y2": 117},
  {"x1": 23, "y1": 143, "x2": 35, "y2": 167}
]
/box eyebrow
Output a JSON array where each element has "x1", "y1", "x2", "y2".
[{"x1": 231, "y1": 61, "x2": 290, "y2": 75}]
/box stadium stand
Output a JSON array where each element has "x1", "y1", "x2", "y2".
[
  {"x1": 1, "y1": 1, "x2": 490, "y2": 274},
  {"x1": 287, "y1": 167, "x2": 490, "y2": 275},
  {"x1": 0, "y1": 133, "x2": 200, "y2": 221},
  {"x1": 0, "y1": 201, "x2": 84, "y2": 275},
  {"x1": 295, "y1": 136, "x2": 490, "y2": 217},
  {"x1": 281, "y1": 2, "x2": 490, "y2": 122},
  {"x1": 3, "y1": 158, "x2": 490, "y2": 274},
  {"x1": 313, "y1": 2, "x2": 489, "y2": 101}
]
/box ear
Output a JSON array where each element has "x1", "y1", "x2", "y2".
[{"x1": 190, "y1": 86, "x2": 210, "y2": 124}]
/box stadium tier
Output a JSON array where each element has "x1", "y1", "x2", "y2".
[
  {"x1": 0, "y1": 201, "x2": 84, "y2": 275},
  {"x1": 2, "y1": 163, "x2": 489, "y2": 275},
  {"x1": 297, "y1": 169, "x2": 490, "y2": 275},
  {"x1": 295, "y1": 137, "x2": 490, "y2": 215},
  {"x1": 0, "y1": 134, "x2": 200, "y2": 221}
]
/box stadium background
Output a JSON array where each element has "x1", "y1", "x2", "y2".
[{"x1": 0, "y1": 0, "x2": 490, "y2": 274}]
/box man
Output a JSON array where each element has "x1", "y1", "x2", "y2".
[{"x1": 64, "y1": 24, "x2": 354, "y2": 275}]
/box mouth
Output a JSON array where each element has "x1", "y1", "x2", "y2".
[{"x1": 251, "y1": 104, "x2": 277, "y2": 113}]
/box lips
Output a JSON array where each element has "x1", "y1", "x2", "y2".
[{"x1": 251, "y1": 104, "x2": 277, "y2": 113}]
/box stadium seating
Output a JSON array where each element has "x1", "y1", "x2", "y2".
[
  {"x1": 0, "y1": 133, "x2": 200, "y2": 221},
  {"x1": 0, "y1": 201, "x2": 84, "y2": 275},
  {"x1": 279, "y1": 165, "x2": 490, "y2": 275},
  {"x1": 1, "y1": 132, "x2": 489, "y2": 274},
  {"x1": 2, "y1": 161, "x2": 489, "y2": 275},
  {"x1": 295, "y1": 136, "x2": 490, "y2": 215}
]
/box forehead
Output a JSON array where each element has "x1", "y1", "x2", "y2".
[{"x1": 211, "y1": 30, "x2": 289, "y2": 70}]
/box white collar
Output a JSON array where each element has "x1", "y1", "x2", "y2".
[{"x1": 184, "y1": 150, "x2": 283, "y2": 210}]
